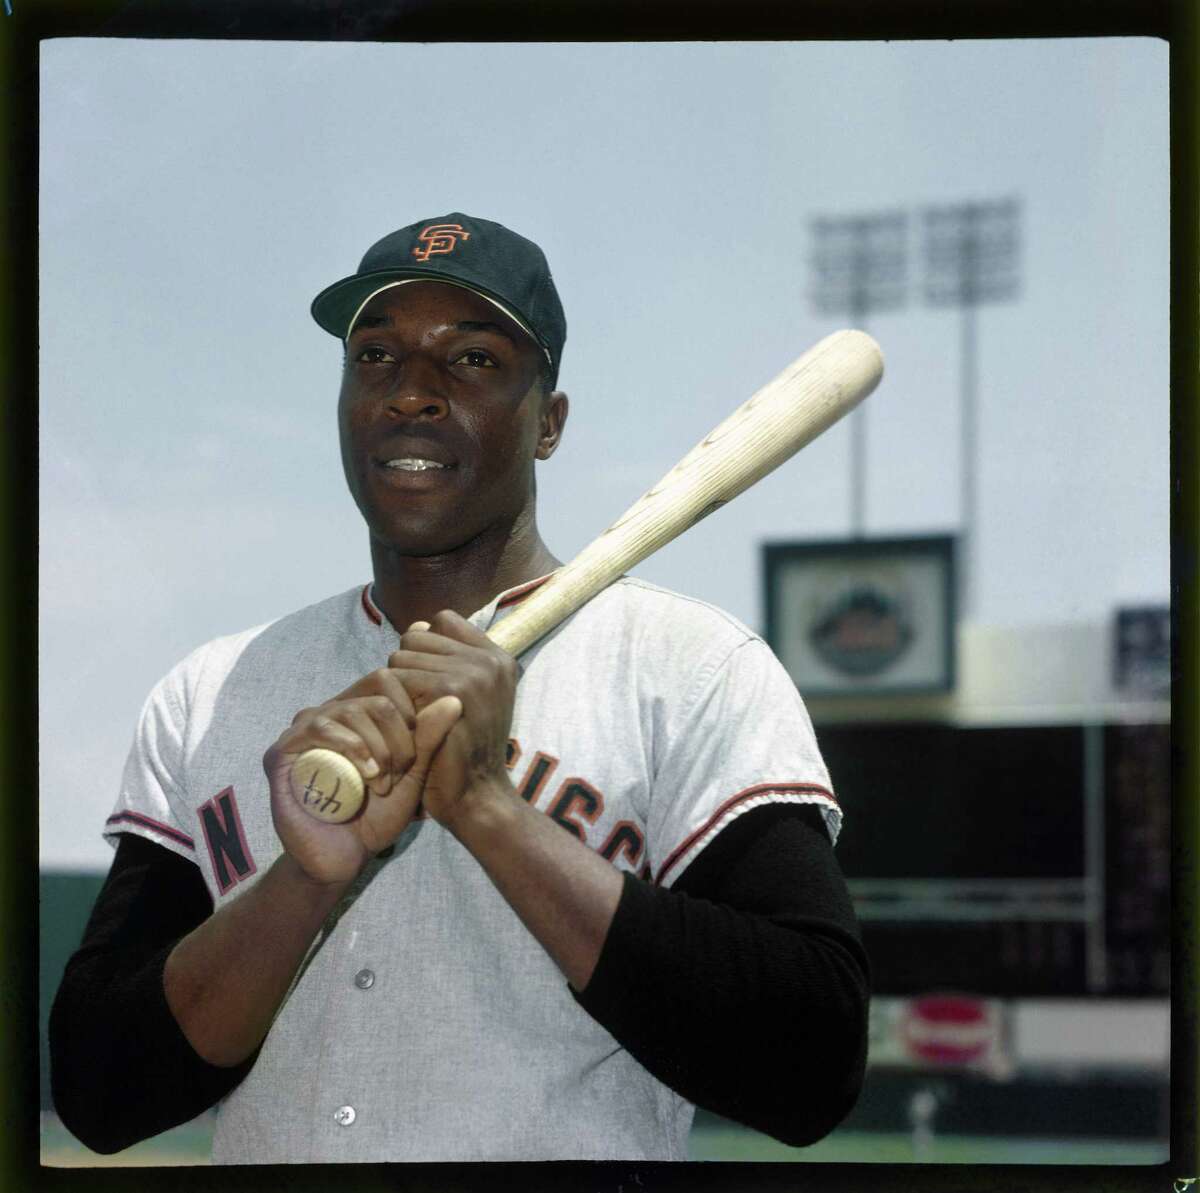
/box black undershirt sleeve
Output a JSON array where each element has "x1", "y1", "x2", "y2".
[
  {"x1": 48, "y1": 833, "x2": 258, "y2": 1155},
  {"x1": 573, "y1": 803, "x2": 870, "y2": 1147}
]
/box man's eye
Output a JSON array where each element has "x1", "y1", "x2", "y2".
[
  {"x1": 355, "y1": 346, "x2": 394, "y2": 364},
  {"x1": 457, "y1": 349, "x2": 497, "y2": 369}
]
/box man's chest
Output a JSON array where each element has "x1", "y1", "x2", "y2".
[{"x1": 177, "y1": 641, "x2": 660, "y2": 906}]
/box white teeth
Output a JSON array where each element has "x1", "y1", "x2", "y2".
[{"x1": 384, "y1": 458, "x2": 449, "y2": 472}]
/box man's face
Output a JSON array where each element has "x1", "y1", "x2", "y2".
[{"x1": 338, "y1": 281, "x2": 563, "y2": 557}]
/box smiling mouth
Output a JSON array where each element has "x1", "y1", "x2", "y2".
[{"x1": 381, "y1": 458, "x2": 454, "y2": 472}]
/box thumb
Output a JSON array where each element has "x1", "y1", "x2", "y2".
[{"x1": 411, "y1": 695, "x2": 464, "y2": 774}]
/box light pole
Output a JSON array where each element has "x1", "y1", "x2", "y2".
[
  {"x1": 810, "y1": 211, "x2": 908, "y2": 538},
  {"x1": 922, "y1": 197, "x2": 1021, "y2": 619}
]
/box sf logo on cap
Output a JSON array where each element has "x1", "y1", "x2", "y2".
[{"x1": 412, "y1": 223, "x2": 471, "y2": 262}]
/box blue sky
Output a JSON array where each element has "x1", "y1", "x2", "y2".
[{"x1": 39, "y1": 37, "x2": 1168, "y2": 868}]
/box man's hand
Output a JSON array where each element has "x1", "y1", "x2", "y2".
[
  {"x1": 387, "y1": 611, "x2": 521, "y2": 833},
  {"x1": 388, "y1": 610, "x2": 623, "y2": 992},
  {"x1": 264, "y1": 670, "x2": 462, "y2": 885}
]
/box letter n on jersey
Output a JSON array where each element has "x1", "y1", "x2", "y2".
[{"x1": 198, "y1": 787, "x2": 258, "y2": 895}]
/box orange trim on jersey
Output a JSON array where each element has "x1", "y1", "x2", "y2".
[
  {"x1": 496, "y1": 573, "x2": 556, "y2": 608},
  {"x1": 360, "y1": 575, "x2": 551, "y2": 627},
  {"x1": 361, "y1": 584, "x2": 383, "y2": 626},
  {"x1": 655, "y1": 782, "x2": 837, "y2": 887},
  {"x1": 105, "y1": 811, "x2": 195, "y2": 850}
]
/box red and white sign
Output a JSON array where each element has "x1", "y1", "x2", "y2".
[
  {"x1": 871, "y1": 994, "x2": 1010, "y2": 1076},
  {"x1": 869, "y1": 995, "x2": 1168, "y2": 1078},
  {"x1": 900, "y1": 995, "x2": 1000, "y2": 1066}
]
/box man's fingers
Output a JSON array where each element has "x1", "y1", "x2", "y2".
[
  {"x1": 375, "y1": 670, "x2": 418, "y2": 725},
  {"x1": 278, "y1": 695, "x2": 419, "y2": 795},
  {"x1": 383, "y1": 696, "x2": 462, "y2": 813},
  {"x1": 395, "y1": 611, "x2": 491, "y2": 656},
  {"x1": 429, "y1": 609, "x2": 491, "y2": 645},
  {"x1": 383, "y1": 664, "x2": 467, "y2": 714},
  {"x1": 362, "y1": 677, "x2": 419, "y2": 788},
  {"x1": 340, "y1": 707, "x2": 394, "y2": 783},
  {"x1": 391, "y1": 635, "x2": 461, "y2": 664},
  {"x1": 279, "y1": 711, "x2": 382, "y2": 782}
]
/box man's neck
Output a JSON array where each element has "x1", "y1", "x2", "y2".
[{"x1": 368, "y1": 522, "x2": 559, "y2": 633}]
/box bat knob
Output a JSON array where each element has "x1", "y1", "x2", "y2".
[{"x1": 290, "y1": 748, "x2": 366, "y2": 824}]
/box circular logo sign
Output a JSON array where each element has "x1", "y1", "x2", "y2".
[
  {"x1": 807, "y1": 572, "x2": 914, "y2": 678},
  {"x1": 898, "y1": 994, "x2": 998, "y2": 1067}
]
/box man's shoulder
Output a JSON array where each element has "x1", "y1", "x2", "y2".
[
  {"x1": 608, "y1": 576, "x2": 755, "y2": 629},
  {"x1": 582, "y1": 576, "x2": 762, "y2": 658},
  {"x1": 164, "y1": 586, "x2": 366, "y2": 686}
]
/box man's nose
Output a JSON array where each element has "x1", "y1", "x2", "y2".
[
  {"x1": 386, "y1": 361, "x2": 449, "y2": 420},
  {"x1": 386, "y1": 390, "x2": 449, "y2": 420}
]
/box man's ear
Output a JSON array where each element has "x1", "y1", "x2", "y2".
[{"x1": 536, "y1": 391, "x2": 569, "y2": 461}]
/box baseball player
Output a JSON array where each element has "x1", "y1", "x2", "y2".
[{"x1": 50, "y1": 213, "x2": 869, "y2": 1163}]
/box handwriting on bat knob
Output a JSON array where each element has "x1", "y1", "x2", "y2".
[{"x1": 302, "y1": 773, "x2": 342, "y2": 816}]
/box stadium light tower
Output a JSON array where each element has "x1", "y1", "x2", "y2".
[
  {"x1": 922, "y1": 197, "x2": 1021, "y2": 618},
  {"x1": 810, "y1": 210, "x2": 908, "y2": 537}
]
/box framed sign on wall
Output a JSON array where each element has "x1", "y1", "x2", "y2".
[{"x1": 763, "y1": 535, "x2": 957, "y2": 697}]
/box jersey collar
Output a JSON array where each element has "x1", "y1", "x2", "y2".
[{"x1": 360, "y1": 573, "x2": 556, "y2": 632}]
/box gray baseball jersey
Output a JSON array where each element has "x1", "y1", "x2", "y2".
[{"x1": 105, "y1": 575, "x2": 839, "y2": 1162}]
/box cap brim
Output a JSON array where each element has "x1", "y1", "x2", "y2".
[
  {"x1": 311, "y1": 269, "x2": 418, "y2": 337},
  {"x1": 311, "y1": 269, "x2": 547, "y2": 366}
]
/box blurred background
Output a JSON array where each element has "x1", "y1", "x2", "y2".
[{"x1": 39, "y1": 37, "x2": 1169, "y2": 1165}]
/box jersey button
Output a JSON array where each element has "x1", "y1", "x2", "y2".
[
  {"x1": 334, "y1": 1105, "x2": 356, "y2": 1126},
  {"x1": 354, "y1": 968, "x2": 375, "y2": 990}
]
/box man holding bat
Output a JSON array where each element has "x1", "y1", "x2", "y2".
[{"x1": 51, "y1": 213, "x2": 870, "y2": 1163}]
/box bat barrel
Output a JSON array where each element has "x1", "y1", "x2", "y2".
[{"x1": 490, "y1": 329, "x2": 882, "y2": 657}]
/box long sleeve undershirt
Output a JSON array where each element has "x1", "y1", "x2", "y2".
[
  {"x1": 48, "y1": 834, "x2": 259, "y2": 1154},
  {"x1": 49, "y1": 804, "x2": 868, "y2": 1155},
  {"x1": 579, "y1": 804, "x2": 869, "y2": 1146}
]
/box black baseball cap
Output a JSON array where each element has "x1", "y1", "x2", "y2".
[{"x1": 311, "y1": 212, "x2": 566, "y2": 387}]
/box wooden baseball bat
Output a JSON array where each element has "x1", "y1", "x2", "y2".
[{"x1": 291, "y1": 329, "x2": 883, "y2": 824}]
